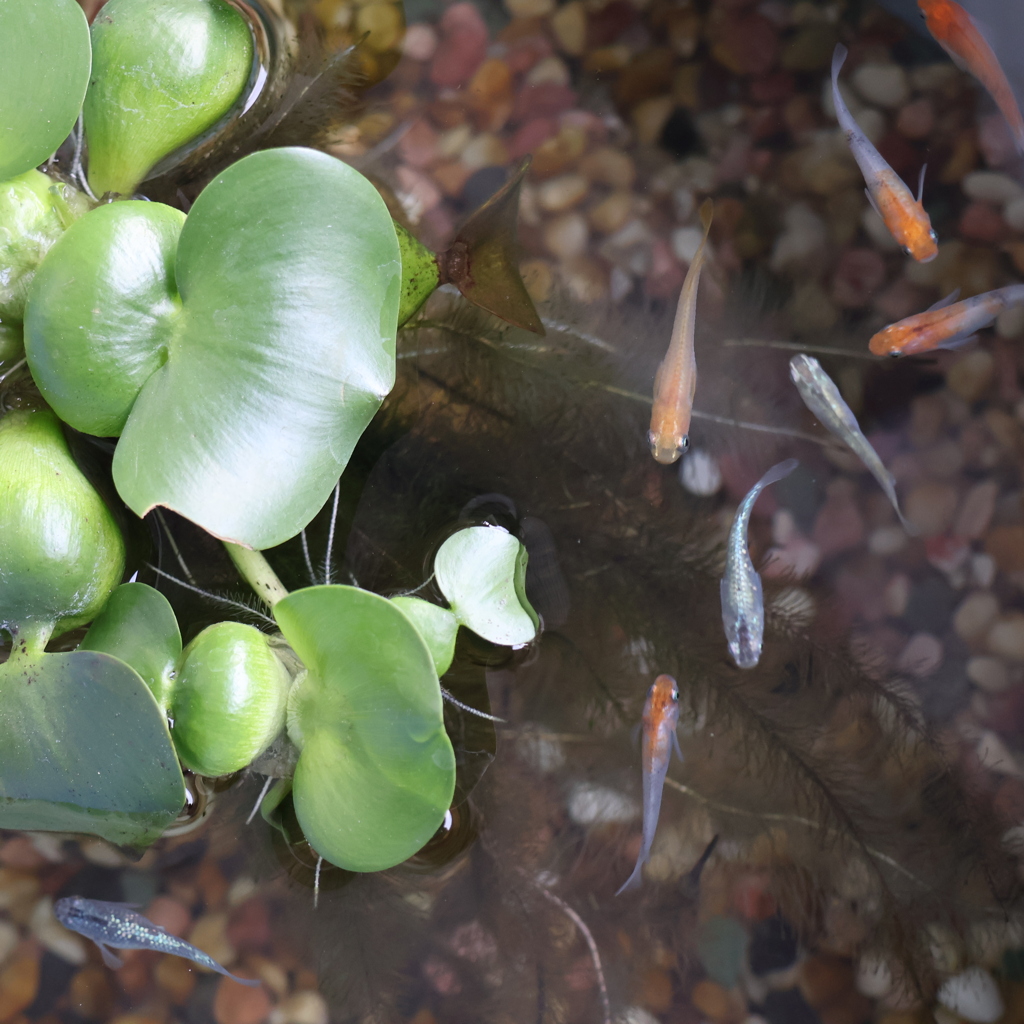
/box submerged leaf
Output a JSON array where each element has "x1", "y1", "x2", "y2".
[
  {"x1": 434, "y1": 526, "x2": 538, "y2": 646},
  {"x1": 0, "y1": 645, "x2": 184, "y2": 846},
  {"x1": 276, "y1": 585, "x2": 455, "y2": 872}
]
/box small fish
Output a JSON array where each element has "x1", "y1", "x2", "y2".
[
  {"x1": 869, "y1": 284, "x2": 1024, "y2": 356},
  {"x1": 54, "y1": 897, "x2": 260, "y2": 986},
  {"x1": 918, "y1": 0, "x2": 1024, "y2": 154},
  {"x1": 617, "y1": 673, "x2": 681, "y2": 894},
  {"x1": 720, "y1": 458, "x2": 799, "y2": 670},
  {"x1": 831, "y1": 44, "x2": 938, "y2": 263},
  {"x1": 649, "y1": 200, "x2": 714, "y2": 464},
  {"x1": 789, "y1": 354, "x2": 914, "y2": 533}
]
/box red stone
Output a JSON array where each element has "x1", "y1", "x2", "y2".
[
  {"x1": 429, "y1": 2, "x2": 488, "y2": 88},
  {"x1": 644, "y1": 237, "x2": 684, "y2": 300},
  {"x1": 508, "y1": 117, "x2": 558, "y2": 158},
  {"x1": 733, "y1": 871, "x2": 777, "y2": 920},
  {"x1": 505, "y1": 34, "x2": 553, "y2": 75},
  {"x1": 749, "y1": 70, "x2": 795, "y2": 104},
  {"x1": 831, "y1": 247, "x2": 887, "y2": 309},
  {"x1": 397, "y1": 117, "x2": 439, "y2": 168},
  {"x1": 813, "y1": 491, "x2": 866, "y2": 560},
  {"x1": 586, "y1": 0, "x2": 636, "y2": 48},
  {"x1": 959, "y1": 201, "x2": 1008, "y2": 244},
  {"x1": 711, "y1": 13, "x2": 779, "y2": 76},
  {"x1": 145, "y1": 896, "x2": 191, "y2": 937},
  {"x1": 513, "y1": 83, "x2": 579, "y2": 122},
  {"x1": 227, "y1": 898, "x2": 271, "y2": 954},
  {"x1": 875, "y1": 129, "x2": 922, "y2": 180}
]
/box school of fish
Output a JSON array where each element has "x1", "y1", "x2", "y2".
[{"x1": 627, "y1": 3, "x2": 1024, "y2": 893}]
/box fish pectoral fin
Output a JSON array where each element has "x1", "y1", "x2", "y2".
[
  {"x1": 935, "y1": 331, "x2": 979, "y2": 351},
  {"x1": 927, "y1": 288, "x2": 961, "y2": 312},
  {"x1": 98, "y1": 944, "x2": 124, "y2": 970},
  {"x1": 864, "y1": 187, "x2": 883, "y2": 220},
  {"x1": 917, "y1": 162, "x2": 928, "y2": 204},
  {"x1": 671, "y1": 730, "x2": 684, "y2": 762},
  {"x1": 631, "y1": 722, "x2": 642, "y2": 747}
]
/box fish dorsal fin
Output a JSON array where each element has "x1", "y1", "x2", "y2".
[
  {"x1": 927, "y1": 288, "x2": 961, "y2": 312},
  {"x1": 917, "y1": 162, "x2": 928, "y2": 204}
]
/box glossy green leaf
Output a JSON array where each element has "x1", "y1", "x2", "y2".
[
  {"x1": 390, "y1": 596, "x2": 457, "y2": 676},
  {"x1": 0, "y1": 0, "x2": 91, "y2": 181},
  {"x1": 0, "y1": 645, "x2": 185, "y2": 847},
  {"x1": 81, "y1": 583, "x2": 181, "y2": 710},
  {"x1": 0, "y1": 408, "x2": 125, "y2": 640},
  {"x1": 0, "y1": 170, "x2": 90, "y2": 323},
  {"x1": 84, "y1": 0, "x2": 253, "y2": 196},
  {"x1": 395, "y1": 222, "x2": 439, "y2": 326},
  {"x1": 276, "y1": 586, "x2": 455, "y2": 872},
  {"x1": 170, "y1": 622, "x2": 289, "y2": 778},
  {"x1": 434, "y1": 526, "x2": 538, "y2": 646},
  {"x1": 26, "y1": 146, "x2": 397, "y2": 549},
  {"x1": 25, "y1": 201, "x2": 184, "y2": 436}
]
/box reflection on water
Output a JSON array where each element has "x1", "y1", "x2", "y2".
[{"x1": 12, "y1": 0, "x2": 1024, "y2": 1021}]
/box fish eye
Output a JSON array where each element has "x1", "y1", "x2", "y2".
[
  {"x1": 671, "y1": 688, "x2": 679, "y2": 701},
  {"x1": 680, "y1": 436, "x2": 690, "y2": 452},
  {"x1": 900, "y1": 245, "x2": 912, "y2": 256}
]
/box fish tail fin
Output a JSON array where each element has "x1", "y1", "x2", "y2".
[
  {"x1": 615, "y1": 859, "x2": 646, "y2": 895},
  {"x1": 699, "y1": 198, "x2": 714, "y2": 237},
  {"x1": 754, "y1": 457, "x2": 799, "y2": 491},
  {"x1": 832, "y1": 42, "x2": 849, "y2": 84},
  {"x1": 223, "y1": 969, "x2": 262, "y2": 988}
]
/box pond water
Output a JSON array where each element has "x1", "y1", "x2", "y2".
[{"x1": 7, "y1": 0, "x2": 1024, "y2": 1022}]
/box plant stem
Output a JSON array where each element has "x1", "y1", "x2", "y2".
[{"x1": 224, "y1": 543, "x2": 289, "y2": 609}]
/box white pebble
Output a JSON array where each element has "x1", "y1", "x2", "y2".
[
  {"x1": 852, "y1": 63, "x2": 909, "y2": 108},
  {"x1": 869, "y1": 525, "x2": 908, "y2": 556},
  {"x1": 568, "y1": 782, "x2": 638, "y2": 826},
  {"x1": 673, "y1": 186, "x2": 695, "y2": 223},
  {"x1": 856, "y1": 952, "x2": 894, "y2": 999},
  {"x1": 525, "y1": 56, "x2": 570, "y2": 87},
  {"x1": 78, "y1": 837, "x2": 131, "y2": 867},
  {"x1": 537, "y1": 173, "x2": 588, "y2": 213},
  {"x1": 971, "y1": 553, "x2": 997, "y2": 588},
  {"x1": 954, "y1": 591, "x2": 1000, "y2": 643},
  {"x1": 517, "y1": 727, "x2": 566, "y2": 774},
  {"x1": 616, "y1": 1009, "x2": 660, "y2": 1024},
  {"x1": 1005, "y1": 195, "x2": 1024, "y2": 231},
  {"x1": 680, "y1": 449, "x2": 722, "y2": 495},
  {"x1": 962, "y1": 170, "x2": 1024, "y2": 205},
  {"x1": 968, "y1": 656, "x2": 1010, "y2": 693},
  {"x1": 884, "y1": 573, "x2": 910, "y2": 617},
  {"x1": 609, "y1": 266, "x2": 632, "y2": 304},
  {"x1": 671, "y1": 225, "x2": 706, "y2": 264},
  {"x1": 897, "y1": 633, "x2": 943, "y2": 677},
  {"x1": 772, "y1": 508, "x2": 797, "y2": 546},
  {"x1": 770, "y1": 202, "x2": 827, "y2": 272},
  {"x1": 270, "y1": 991, "x2": 331, "y2": 1024},
  {"x1": 988, "y1": 613, "x2": 1024, "y2": 661},
  {"x1": 977, "y1": 730, "x2": 1023, "y2": 777},
  {"x1": 402, "y1": 23, "x2": 437, "y2": 61},
  {"x1": 854, "y1": 106, "x2": 887, "y2": 144},
  {"x1": 0, "y1": 922, "x2": 18, "y2": 968},
  {"x1": 937, "y1": 967, "x2": 1004, "y2": 1024},
  {"x1": 997, "y1": 303, "x2": 1024, "y2": 338},
  {"x1": 543, "y1": 213, "x2": 588, "y2": 260}
]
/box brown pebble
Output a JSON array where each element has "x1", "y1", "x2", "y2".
[
  {"x1": 710, "y1": 12, "x2": 779, "y2": 76},
  {"x1": 613, "y1": 47, "x2": 674, "y2": 107},
  {"x1": 989, "y1": 613, "x2": 1024, "y2": 661},
  {"x1": 559, "y1": 255, "x2": 608, "y2": 302},
  {"x1": 799, "y1": 953, "x2": 855, "y2": 1010},
  {"x1": 155, "y1": 955, "x2": 197, "y2": 1005},
  {"x1": 537, "y1": 173, "x2": 588, "y2": 212},
  {"x1": 985, "y1": 525, "x2": 1024, "y2": 572},
  {"x1": 188, "y1": 913, "x2": 235, "y2": 971},
  {"x1": 637, "y1": 967, "x2": 673, "y2": 1012},
  {"x1": 529, "y1": 124, "x2": 587, "y2": 178},
  {"x1": 959, "y1": 201, "x2": 1008, "y2": 243},
  {"x1": 955, "y1": 480, "x2": 999, "y2": 538},
  {"x1": 0, "y1": 945, "x2": 39, "y2": 1021},
  {"x1": 896, "y1": 97, "x2": 935, "y2": 139},
  {"x1": 947, "y1": 350, "x2": 994, "y2": 403},
  {"x1": 908, "y1": 393, "x2": 946, "y2": 447},
  {"x1": 227, "y1": 900, "x2": 271, "y2": 955},
  {"x1": 429, "y1": 2, "x2": 488, "y2": 88},
  {"x1": 543, "y1": 212, "x2": 588, "y2": 259},
  {"x1": 467, "y1": 59, "x2": 513, "y2": 132},
  {"x1": 550, "y1": 1, "x2": 586, "y2": 56},
  {"x1": 954, "y1": 592, "x2": 1001, "y2": 643},
  {"x1": 69, "y1": 965, "x2": 115, "y2": 1019},
  {"x1": 831, "y1": 247, "x2": 886, "y2": 309},
  {"x1": 578, "y1": 146, "x2": 636, "y2": 189},
  {"x1": 588, "y1": 191, "x2": 634, "y2": 234},
  {"x1": 520, "y1": 258, "x2": 554, "y2": 303},
  {"x1": 213, "y1": 976, "x2": 270, "y2": 1024},
  {"x1": 904, "y1": 481, "x2": 958, "y2": 537},
  {"x1": 631, "y1": 95, "x2": 675, "y2": 145},
  {"x1": 691, "y1": 978, "x2": 743, "y2": 1023}
]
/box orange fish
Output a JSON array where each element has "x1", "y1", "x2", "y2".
[
  {"x1": 869, "y1": 284, "x2": 1024, "y2": 356},
  {"x1": 918, "y1": 0, "x2": 1024, "y2": 154},
  {"x1": 617, "y1": 674, "x2": 681, "y2": 894},
  {"x1": 648, "y1": 200, "x2": 713, "y2": 465},
  {"x1": 832, "y1": 44, "x2": 937, "y2": 263}
]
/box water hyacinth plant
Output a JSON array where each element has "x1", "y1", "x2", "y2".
[{"x1": 0, "y1": 0, "x2": 541, "y2": 873}]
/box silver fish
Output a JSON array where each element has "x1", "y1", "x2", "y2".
[
  {"x1": 617, "y1": 673, "x2": 681, "y2": 894},
  {"x1": 54, "y1": 897, "x2": 259, "y2": 986},
  {"x1": 789, "y1": 354, "x2": 914, "y2": 533},
  {"x1": 720, "y1": 458, "x2": 798, "y2": 669}
]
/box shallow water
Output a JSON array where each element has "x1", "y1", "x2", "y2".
[{"x1": 9, "y1": 0, "x2": 1024, "y2": 1022}]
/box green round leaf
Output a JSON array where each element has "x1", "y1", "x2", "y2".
[
  {"x1": 0, "y1": 170, "x2": 90, "y2": 324},
  {"x1": 0, "y1": 645, "x2": 185, "y2": 847},
  {"x1": 108, "y1": 147, "x2": 400, "y2": 548},
  {"x1": 390, "y1": 596, "x2": 457, "y2": 676},
  {"x1": 0, "y1": 0, "x2": 91, "y2": 181},
  {"x1": 25, "y1": 201, "x2": 184, "y2": 436},
  {"x1": 171, "y1": 622, "x2": 289, "y2": 778},
  {"x1": 0, "y1": 409, "x2": 125, "y2": 639},
  {"x1": 275, "y1": 586, "x2": 455, "y2": 872},
  {"x1": 434, "y1": 526, "x2": 538, "y2": 646},
  {"x1": 84, "y1": 0, "x2": 253, "y2": 196},
  {"x1": 80, "y1": 582, "x2": 182, "y2": 710}
]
